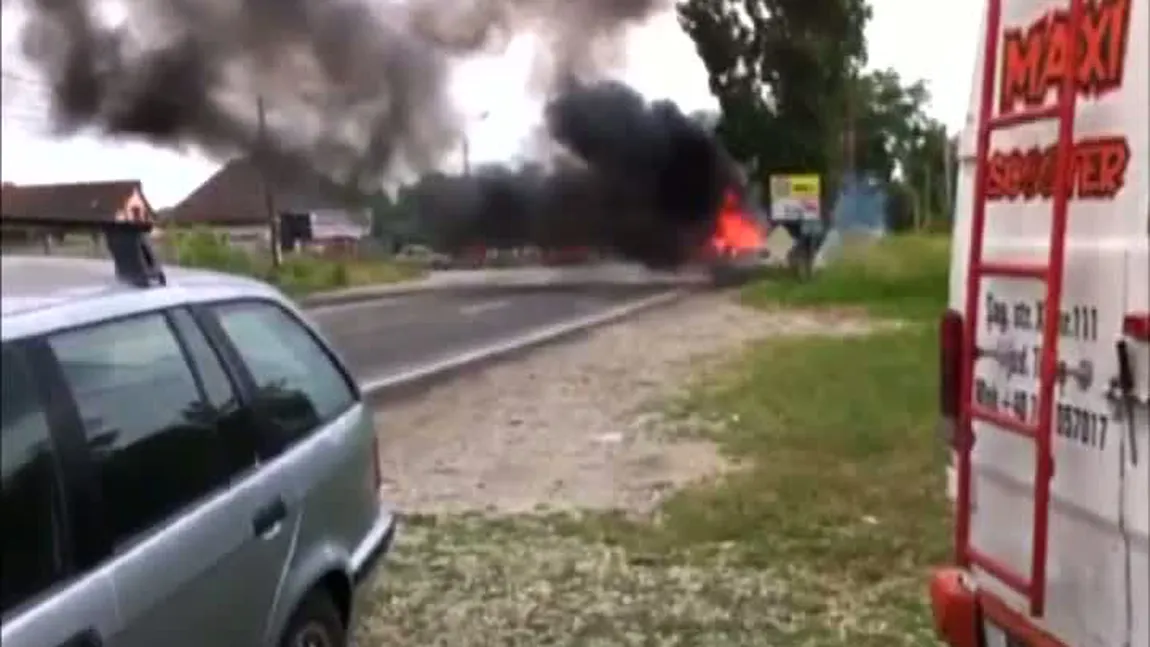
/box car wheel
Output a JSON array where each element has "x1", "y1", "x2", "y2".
[{"x1": 280, "y1": 589, "x2": 347, "y2": 647}]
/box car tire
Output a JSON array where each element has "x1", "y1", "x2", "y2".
[{"x1": 280, "y1": 589, "x2": 347, "y2": 647}]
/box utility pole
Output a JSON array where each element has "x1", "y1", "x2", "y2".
[
  {"x1": 844, "y1": 72, "x2": 857, "y2": 181},
  {"x1": 907, "y1": 165, "x2": 922, "y2": 231},
  {"x1": 943, "y1": 136, "x2": 955, "y2": 218},
  {"x1": 461, "y1": 111, "x2": 489, "y2": 176},
  {"x1": 923, "y1": 160, "x2": 933, "y2": 231},
  {"x1": 462, "y1": 135, "x2": 470, "y2": 176},
  {"x1": 256, "y1": 95, "x2": 281, "y2": 268}
]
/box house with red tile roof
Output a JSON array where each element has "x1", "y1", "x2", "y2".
[
  {"x1": 0, "y1": 180, "x2": 155, "y2": 255},
  {"x1": 164, "y1": 157, "x2": 369, "y2": 253}
]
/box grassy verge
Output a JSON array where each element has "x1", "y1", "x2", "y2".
[
  {"x1": 160, "y1": 227, "x2": 423, "y2": 296},
  {"x1": 359, "y1": 234, "x2": 953, "y2": 646},
  {"x1": 270, "y1": 255, "x2": 423, "y2": 296},
  {"x1": 742, "y1": 233, "x2": 950, "y2": 319},
  {"x1": 621, "y1": 234, "x2": 952, "y2": 643},
  {"x1": 568, "y1": 324, "x2": 950, "y2": 644}
]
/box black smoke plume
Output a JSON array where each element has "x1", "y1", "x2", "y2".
[
  {"x1": 13, "y1": 0, "x2": 736, "y2": 266},
  {"x1": 416, "y1": 80, "x2": 735, "y2": 267}
]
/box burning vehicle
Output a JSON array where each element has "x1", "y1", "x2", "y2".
[{"x1": 701, "y1": 189, "x2": 773, "y2": 286}]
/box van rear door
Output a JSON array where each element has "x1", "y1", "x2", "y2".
[
  {"x1": 963, "y1": 0, "x2": 1148, "y2": 645},
  {"x1": 1116, "y1": 176, "x2": 1148, "y2": 646}
]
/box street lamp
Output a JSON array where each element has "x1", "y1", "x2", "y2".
[{"x1": 462, "y1": 110, "x2": 490, "y2": 176}]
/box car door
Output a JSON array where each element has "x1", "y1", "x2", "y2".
[
  {"x1": 43, "y1": 309, "x2": 270, "y2": 647},
  {"x1": 1, "y1": 342, "x2": 120, "y2": 647},
  {"x1": 201, "y1": 298, "x2": 364, "y2": 645}
]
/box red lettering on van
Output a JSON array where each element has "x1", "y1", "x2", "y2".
[
  {"x1": 999, "y1": 0, "x2": 1131, "y2": 115},
  {"x1": 985, "y1": 135, "x2": 1130, "y2": 201}
]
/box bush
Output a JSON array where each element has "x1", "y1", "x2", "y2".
[
  {"x1": 161, "y1": 226, "x2": 419, "y2": 295},
  {"x1": 165, "y1": 227, "x2": 259, "y2": 276},
  {"x1": 742, "y1": 233, "x2": 951, "y2": 320},
  {"x1": 273, "y1": 254, "x2": 352, "y2": 295}
]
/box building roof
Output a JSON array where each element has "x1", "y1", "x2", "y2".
[
  {"x1": 167, "y1": 157, "x2": 369, "y2": 227},
  {"x1": 0, "y1": 180, "x2": 150, "y2": 223}
]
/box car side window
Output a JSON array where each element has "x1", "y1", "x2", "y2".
[
  {"x1": 167, "y1": 307, "x2": 259, "y2": 477},
  {"x1": 1, "y1": 344, "x2": 67, "y2": 615},
  {"x1": 169, "y1": 308, "x2": 236, "y2": 411},
  {"x1": 212, "y1": 300, "x2": 355, "y2": 455},
  {"x1": 48, "y1": 312, "x2": 248, "y2": 547}
]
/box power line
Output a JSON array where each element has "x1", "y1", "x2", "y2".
[
  {"x1": 255, "y1": 94, "x2": 282, "y2": 268},
  {"x1": 2, "y1": 95, "x2": 50, "y2": 108},
  {"x1": 2, "y1": 90, "x2": 51, "y2": 112},
  {"x1": 1, "y1": 71, "x2": 49, "y2": 92},
  {"x1": 1, "y1": 118, "x2": 51, "y2": 132},
  {"x1": 2, "y1": 103, "x2": 51, "y2": 122},
  {"x1": 1, "y1": 69, "x2": 40, "y2": 81},
  {"x1": 2, "y1": 71, "x2": 54, "y2": 125},
  {"x1": 1, "y1": 104, "x2": 45, "y2": 115},
  {"x1": 1, "y1": 104, "x2": 48, "y2": 119},
  {"x1": 1, "y1": 70, "x2": 39, "y2": 79}
]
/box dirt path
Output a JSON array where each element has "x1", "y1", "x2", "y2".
[
  {"x1": 357, "y1": 292, "x2": 891, "y2": 646},
  {"x1": 373, "y1": 292, "x2": 877, "y2": 515}
]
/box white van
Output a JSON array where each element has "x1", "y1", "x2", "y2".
[{"x1": 930, "y1": 1, "x2": 1148, "y2": 646}]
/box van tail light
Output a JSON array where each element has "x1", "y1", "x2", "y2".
[
  {"x1": 371, "y1": 434, "x2": 383, "y2": 493},
  {"x1": 1124, "y1": 313, "x2": 1150, "y2": 341},
  {"x1": 939, "y1": 309, "x2": 965, "y2": 447},
  {"x1": 929, "y1": 568, "x2": 979, "y2": 647}
]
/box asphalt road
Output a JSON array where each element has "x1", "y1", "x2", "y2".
[{"x1": 308, "y1": 286, "x2": 670, "y2": 381}]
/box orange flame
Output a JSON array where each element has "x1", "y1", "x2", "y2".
[{"x1": 710, "y1": 191, "x2": 763, "y2": 253}]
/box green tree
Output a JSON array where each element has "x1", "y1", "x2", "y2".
[
  {"x1": 900, "y1": 121, "x2": 954, "y2": 229},
  {"x1": 689, "y1": 109, "x2": 721, "y2": 132},
  {"x1": 368, "y1": 191, "x2": 395, "y2": 240},
  {"x1": 370, "y1": 184, "x2": 430, "y2": 251},
  {"x1": 843, "y1": 68, "x2": 953, "y2": 230},
  {"x1": 677, "y1": 0, "x2": 872, "y2": 197},
  {"x1": 848, "y1": 68, "x2": 931, "y2": 183}
]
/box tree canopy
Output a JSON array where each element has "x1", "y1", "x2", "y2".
[
  {"x1": 677, "y1": 0, "x2": 870, "y2": 176},
  {"x1": 677, "y1": 0, "x2": 956, "y2": 229}
]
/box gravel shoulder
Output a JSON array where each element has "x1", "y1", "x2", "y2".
[
  {"x1": 358, "y1": 292, "x2": 885, "y2": 645},
  {"x1": 372, "y1": 292, "x2": 876, "y2": 515}
]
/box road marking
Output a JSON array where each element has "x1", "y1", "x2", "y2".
[
  {"x1": 360, "y1": 290, "x2": 684, "y2": 395},
  {"x1": 459, "y1": 299, "x2": 510, "y2": 317},
  {"x1": 310, "y1": 297, "x2": 406, "y2": 317}
]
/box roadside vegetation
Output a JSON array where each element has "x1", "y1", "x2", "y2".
[
  {"x1": 571, "y1": 233, "x2": 951, "y2": 644},
  {"x1": 161, "y1": 227, "x2": 423, "y2": 296},
  {"x1": 626, "y1": 233, "x2": 950, "y2": 641},
  {"x1": 743, "y1": 233, "x2": 951, "y2": 318},
  {"x1": 357, "y1": 234, "x2": 952, "y2": 646}
]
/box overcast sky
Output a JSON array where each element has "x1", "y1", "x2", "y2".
[{"x1": 1, "y1": 0, "x2": 980, "y2": 207}]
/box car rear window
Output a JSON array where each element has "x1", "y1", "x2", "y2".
[{"x1": 212, "y1": 300, "x2": 355, "y2": 456}]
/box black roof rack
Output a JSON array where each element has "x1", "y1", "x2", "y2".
[{"x1": 0, "y1": 217, "x2": 166, "y2": 288}]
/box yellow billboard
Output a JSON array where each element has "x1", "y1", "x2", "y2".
[{"x1": 769, "y1": 174, "x2": 821, "y2": 222}]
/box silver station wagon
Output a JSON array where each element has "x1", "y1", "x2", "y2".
[{"x1": 1, "y1": 219, "x2": 396, "y2": 647}]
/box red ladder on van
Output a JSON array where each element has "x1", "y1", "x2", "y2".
[{"x1": 953, "y1": 0, "x2": 1087, "y2": 618}]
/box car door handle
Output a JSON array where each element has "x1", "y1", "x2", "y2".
[
  {"x1": 57, "y1": 628, "x2": 102, "y2": 647},
  {"x1": 252, "y1": 497, "x2": 288, "y2": 538}
]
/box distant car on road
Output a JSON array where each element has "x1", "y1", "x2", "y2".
[
  {"x1": 542, "y1": 246, "x2": 594, "y2": 266},
  {"x1": 396, "y1": 243, "x2": 451, "y2": 270},
  {"x1": 1, "y1": 220, "x2": 396, "y2": 647}
]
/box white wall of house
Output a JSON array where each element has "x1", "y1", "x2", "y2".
[
  {"x1": 114, "y1": 187, "x2": 151, "y2": 223},
  {"x1": 153, "y1": 224, "x2": 268, "y2": 244},
  {"x1": 310, "y1": 208, "x2": 368, "y2": 240},
  {"x1": 216, "y1": 225, "x2": 270, "y2": 248}
]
